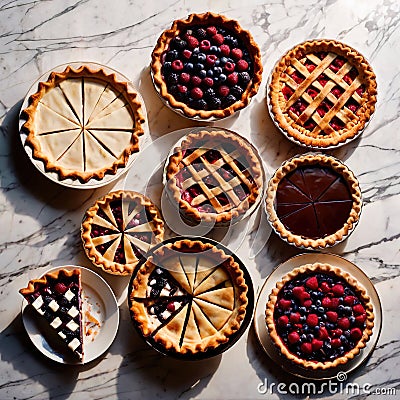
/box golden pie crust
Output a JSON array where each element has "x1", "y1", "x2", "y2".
[
  {"x1": 81, "y1": 190, "x2": 164, "y2": 276},
  {"x1": 268, "y1": 39, "x2": 377, "y2": 148},
  {"x1": 151, "y1": 12, "x2": 263, "y2": 119},
  {"x1": 265, "y1": 153, "x2": 362, "y2": 249},
  {"x1": 21, "y1": 65, "x2": 145, "y2": 183},
  {"x1": 265, "y1": 263, "x2": 374, "y2": 370},
  {"x1": 129, "y1": 239, "x2": 248, "y2": 354},
  {"x1": 166, "y1": 129, "x2": 263, "y2": 224}
]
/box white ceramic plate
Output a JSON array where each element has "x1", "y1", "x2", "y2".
[
  {"x1": 21, "y1": 266, "x2": 119, "y2": 365},
  {"x1": 253, "y1": 253, "x2": 382, "y2": 380}
]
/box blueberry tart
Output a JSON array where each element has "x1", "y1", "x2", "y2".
[
  {"x1": 129, "y1": 239, "x2": 248, "y2": 355},
  {"x1": 265, "y1": 263, "x2": 374, "y2": 370},
  {"x1": 151, "y1": 12, "x2": 263, "y2": 119},
  {"x1": 81, "y1": 191, "x2": 164, "y2": 275},
  {"x1": 268, "y1": 39, "x2": 377, "y2": 148}
]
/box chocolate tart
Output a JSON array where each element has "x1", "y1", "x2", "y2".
[
  {"x1": 268, "y1": 39, "x2": 377, "y2": 148},
  {"x1": 265, "y1": 153, "x2": 362, "y2": 249},
  {"x1": 81, "y1": 190, "x2": 164, "y2": 275},
  {"x1": 165, "y1": 129, "x2": 264, "y2": 224},
  {"x1": 21, "y1": 65, "x2": 145, "y2": 183},
  {"x1": 265, "y1": 262, "x2": 374, "y2": 370},
  {"x1": 151, "y1": 12, "x2": 263, "y2": 120}
]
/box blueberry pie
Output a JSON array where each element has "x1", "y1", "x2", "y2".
[
  {"x1": 166, "y1": 129, "x2": 263, "y2": 224},
  {"x1": 265, "y1": 263, "x2": 374, "y2": 370},
  {"x1": 81, "y1": 191, "x2": 164, "y2": 275},
  {"x1": 265, "y1": 153, "x2": 362, "y2": 249},
  {"x1": 20, "y1": 268, "x2": 84, "y2": 360},
  {"x1": 129, "y1": 239, "x2": 248, "y2": 355},
  {"x1": 268, "y1": 39, "x2": 377, "y2": 148},
  {"x1": 151, "y1": 12, "x2": 262, "y2": 119},
  {"x1": 22, "y1": 65, "x2": 145, "y2": 183}
]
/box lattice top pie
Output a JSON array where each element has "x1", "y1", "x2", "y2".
[
  {"x1": 22, "y1": 65, "x2": 145, "y2": 183},
  {"x1": 129, "y1": 239, "x2": 248, "y2": 355},
  {"x1": 165, "y1": 129, "x2": 263, "y2": 224},
  {"x1": 268, "y1": 39, "x2": 377, "y2": 148}
]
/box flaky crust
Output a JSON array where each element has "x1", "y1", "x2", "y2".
[
  {"x1": 151, "y1": 12, "x2": 263, "y2": 120},
  {"x1": 265, "y1": 153, "x2": 362, "y2": 249},
  {"x1": 268, "y1": 39, "x2": 377, "y2": 148},
  {"x1": 265, "y1": 263, "x2": 374, "y2": 370},
  {"x1": 81, "y1": 190, "x2": 164, "y2": 276},
  {"x1": 166, "y1": 129, "x2": 263, "y2": 224},
  {"x1": 129, "y1": 239, "x2": 248, "y2": 354},
  {"x1": 21, "y1": 65, "x2": 146, "y2": 183}
]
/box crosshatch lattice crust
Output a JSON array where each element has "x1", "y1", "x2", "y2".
[
  {"x1": 268, "y1": 39, "x2": 377, "y2": 148},
  {"x1": 166, "y1": 129, "x2": 263, "y2": 224}
]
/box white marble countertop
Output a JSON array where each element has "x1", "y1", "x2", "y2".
[{"x1": 1, "y1": 0, "x2": 399, "y2": 399}]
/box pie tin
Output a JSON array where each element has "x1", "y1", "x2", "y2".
[
  {"x1": 19, "y1": 61, "x2": 150, "y2": 189},
  {"x1": 253, "y1": 252, "x2": 382, "y2": 380},
  {"x1": 265, "y1": 41, "x2": 376, "y2": 150},
  {"x1": 127, "y1": 235, "x2": 255, "y2": 360},
  {"x1": 264, "y1": 152, "x2": 363, "y2": 251},
  {"x1": 162, "y1": 126, "x2": 266, "y2": 229}
]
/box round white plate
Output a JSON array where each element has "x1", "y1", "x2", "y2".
[
  {"x1": 253, "y1": 253, "x2": 382, "y2": 380},
  {"x1": 19, "y1": 61, "x2": 150, "y2": 189},
  {"x1": 22, "y1": 266, "x2": 119, "y2": 365}
]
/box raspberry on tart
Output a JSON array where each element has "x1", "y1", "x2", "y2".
[
  {"x1": 81, "y1": 191, "x2": 164, "y2": 275},
  {"x1": 268, "y1": 39, "x2": 377, "y2": 148},
  {"x1": 151, "y1": 12, "x2": 262, "y2": 120},
  {"x1": 20, "y1": 269, "x2": 84, "y2": 360},
  {"x1": 165, "y1": 129, "x2": 264, "y2": 224},
  {"x1": 265, "y1": 263, "x2": 374, "y2": 370},
  {"x1": 129, "y1": 239, "x2": 248, "y2": 355},
  {"x1": 265, "y1": 153, "x2": 362, "y2": 249},
  {"x1": 21, "y1": 65, "x2": 145, "y2": 183}
]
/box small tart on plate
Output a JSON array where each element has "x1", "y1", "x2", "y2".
[
  {"x1": 129, "y1": 239, "x2": 248, "y2": 355},
  {"x1": 265, "y1": 153, "x2": 362, "y2": 249},
  {"x1": 265, "y1": 262, "x2": 374, "y2": 370},
  {"x1": 21, "y1": 65, "x2": 145, "y2": 183},
  {"x1": 165, "y1": 129, "x2": 264, "y2": 224},
  {"x1": 81, "y1": 190, "x2": 164, "y2": 275},
  {"x1": 151, "y1": 12, "x2": 263, "y2": 120},
  {"x1": 20, "y1": 268, "x2": 84, "y2": 360},
  {"x1": 268, "y1": 39, "x2": 377, "y2": 148}
]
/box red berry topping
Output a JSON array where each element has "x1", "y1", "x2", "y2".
[
  {"x1": 191, "y1": 87, "x2": 203, "y2": 99},
  {"x1": 218, "y1": 85, "x2": 230, "y2": 97},
  {"x1": 344, "y1": 296, "x2": 356, "y2": 305},
  {"x1": 331, "y1": 328, "x2": 343, "y2": 338},
  {"x1": 191, "y1": 76, "x2": 202, "y2": 86},
  {"x1": 320, "y1": 282, "x2": 330, "y2": 292},
  {"x1": 353, "y1": 304, "x2": 365, "y2": 314},
  {"x1": 212, "y1": 33, "x2": 224, "y2": 45},
  {"x1": 186, "y1": 35, "x2": 199, "y2": 49},
  {"x1": 277, "y1": 315, "x2": 289, "y2": 327},
  {"x1": 332, "y1": 284, "x2": 344, "y2": 296},
  {"x1": 303, "y1": 299, "x2": 312, "y2": 308},
  {"x1": 289, "y1": 312, "x2": 301, "y2": 323},
  {"x1": 318, "y1": 326, "x2": 329, "y2": 340},
  {"x1": 288, "y1": 331, "x2": 300, "y2": 344},
  {"x1": 338, "y1": 317, "x2": 350, "y2": 330},
  {"x1": 203, "y1": 77, "x2": 214, "y2": 87},
  {"x1": 206, "y1": 26, "x2": 217, "y2": 36},
  {"x1": 200, "y1": 40, "x2": 211, "y2": 52},
  {"x1": 330, "y1": 298, "x2": 340, "y2": 309},
  {"x1": 179, "y1": 73, "x2": 190, "y2": 84},
  {"x1": 331, "y1": 338, "x2": 342, "y2": 348},
  {"x1": 306, "y1": 276, "x2": 319, "y2": 290},
  {"x1": 167, "y1": 302, "x2": 176, "y2": 312},
  {"x1": 219, "y1": 44, "x2": 230, "y2": 56},
  {"x1": 177, "y1": 84, "x2": 187, "y2": 94},
  {"x1": 326, "y1": 311, "x2": 338, "y2": 322},
  {"x1": 312, "y1": 338, "x2": 323, "y2": 351},
  {"x1": 350, "y1": 327, "x2": 363, "y2": 340},
  {"x1": 278, "y1": 299, "x2": 291, "y2": 310},
  {"x1": 306, "y1": 63, "x2": 316, "y2": 72},
  {"x1": 306, "y1": 314, "x2": 319, "y2": 327},
  {"x1": 293, "y1": 286, "x2": 305, "y2": 298},
  {"x1": 182, "y1": 49, "x2": 192, "y2": 59},
  {"x1": 300, "y1": 342, "x2": 313, "y2": 354},
  {"x1": 224, "y1": 61, "x2": 235, "y2": 73},
  {"x1": 237, "y1": 59, "x2": 249, "y2": 71},
  {"x1": 355, "y1": 313, "x2": 367, "y2": 325},
  {"x1": 282, "y1": 85, "x2": 294, "y2": 100},
  {"x1": 54, "y1": 282, "x2": 67, "y2": 294},
  {"x1": 171, "y1": 59, "x2": 184, "y2": 71},
  {"x1": 231, "y1": 48, "x2": 243, "y2": 60},
  {"x1": 206, "y1": 54, "x2": 217, "y2": 66},
  {"x1": 227, "y1": 72, "x2": 238, "y2": 86}
]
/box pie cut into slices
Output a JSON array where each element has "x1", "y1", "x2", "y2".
[
  {"x1": 165, "y1": 129, "x2": 264, "y2": 224},
  {"x1": 21, "y1": 65, "x2": 145, "y2": 183},
  {"x1": 151, "y1": 12, "x2": 263, "y2": 120},
  {"x1": 265, "y1": 153, "x2": 362, "y2": 249},
  {"x1": 129, "y1": 239, "x2": 248, "y2": 355},
  {"x1": 268, "y1": 39, "x2": 377, "y2": 148},
  {"x1": 19, "y1": 268, "x2": 84, "y2": 360},
  {"x1": 81, "y1": 190, "x2": 165, "y2": 276},
  {"x1": 265, "y1": 263, "x2": 374, "y2": 370}
]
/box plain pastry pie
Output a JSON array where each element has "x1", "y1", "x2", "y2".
[
  {"x1": 129, "y1": 239, "x2": 248, "y2": 355},
  {"x1": 165, "y1": 129, "x2": 263, "y2": 224},
  {"x1": 265, "y1": 263, "x2": 374, "y2": 370},
  {"x1": 21, "y1": 65, "x2": 145, "y2": 183},
  {"x1": 268, "y1": 39, "x2": 377, "y2": 148},
  {"x1": 81, "y1": 190, "x2": 165, "y2": 276}
]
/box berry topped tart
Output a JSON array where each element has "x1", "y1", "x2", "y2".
[
  {"x1": 151, "y1": 12, "x2": 263, "y2": 120},
  {"x1": 81, "y1": 191, "x2": 164, "y2": 275},
  {"x1": 20, "y1": 268, "x2": 84, "y2": 360},
  {"x1": 265, "y1": 263, "x2": 374, "y2": 370},
  {"x1": 21, "y1": 65, "x2": 145, "y2": 183},
  {"x1": 165, "y1": 129, "x2": 264, "y2": 224},
  {"x1": 129, "y1": 239, "x2": 248, "y2": 355},
  {"x1": 268, "y1": 39, "x2": 377, "y2": 148},
  {"x1": 265, "y1": 153, "x2": 362, "y2": 249}
]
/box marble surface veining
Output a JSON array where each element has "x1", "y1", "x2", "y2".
[{"x1": 1, "y1": 0, "x2": 400, "y2": 399}]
